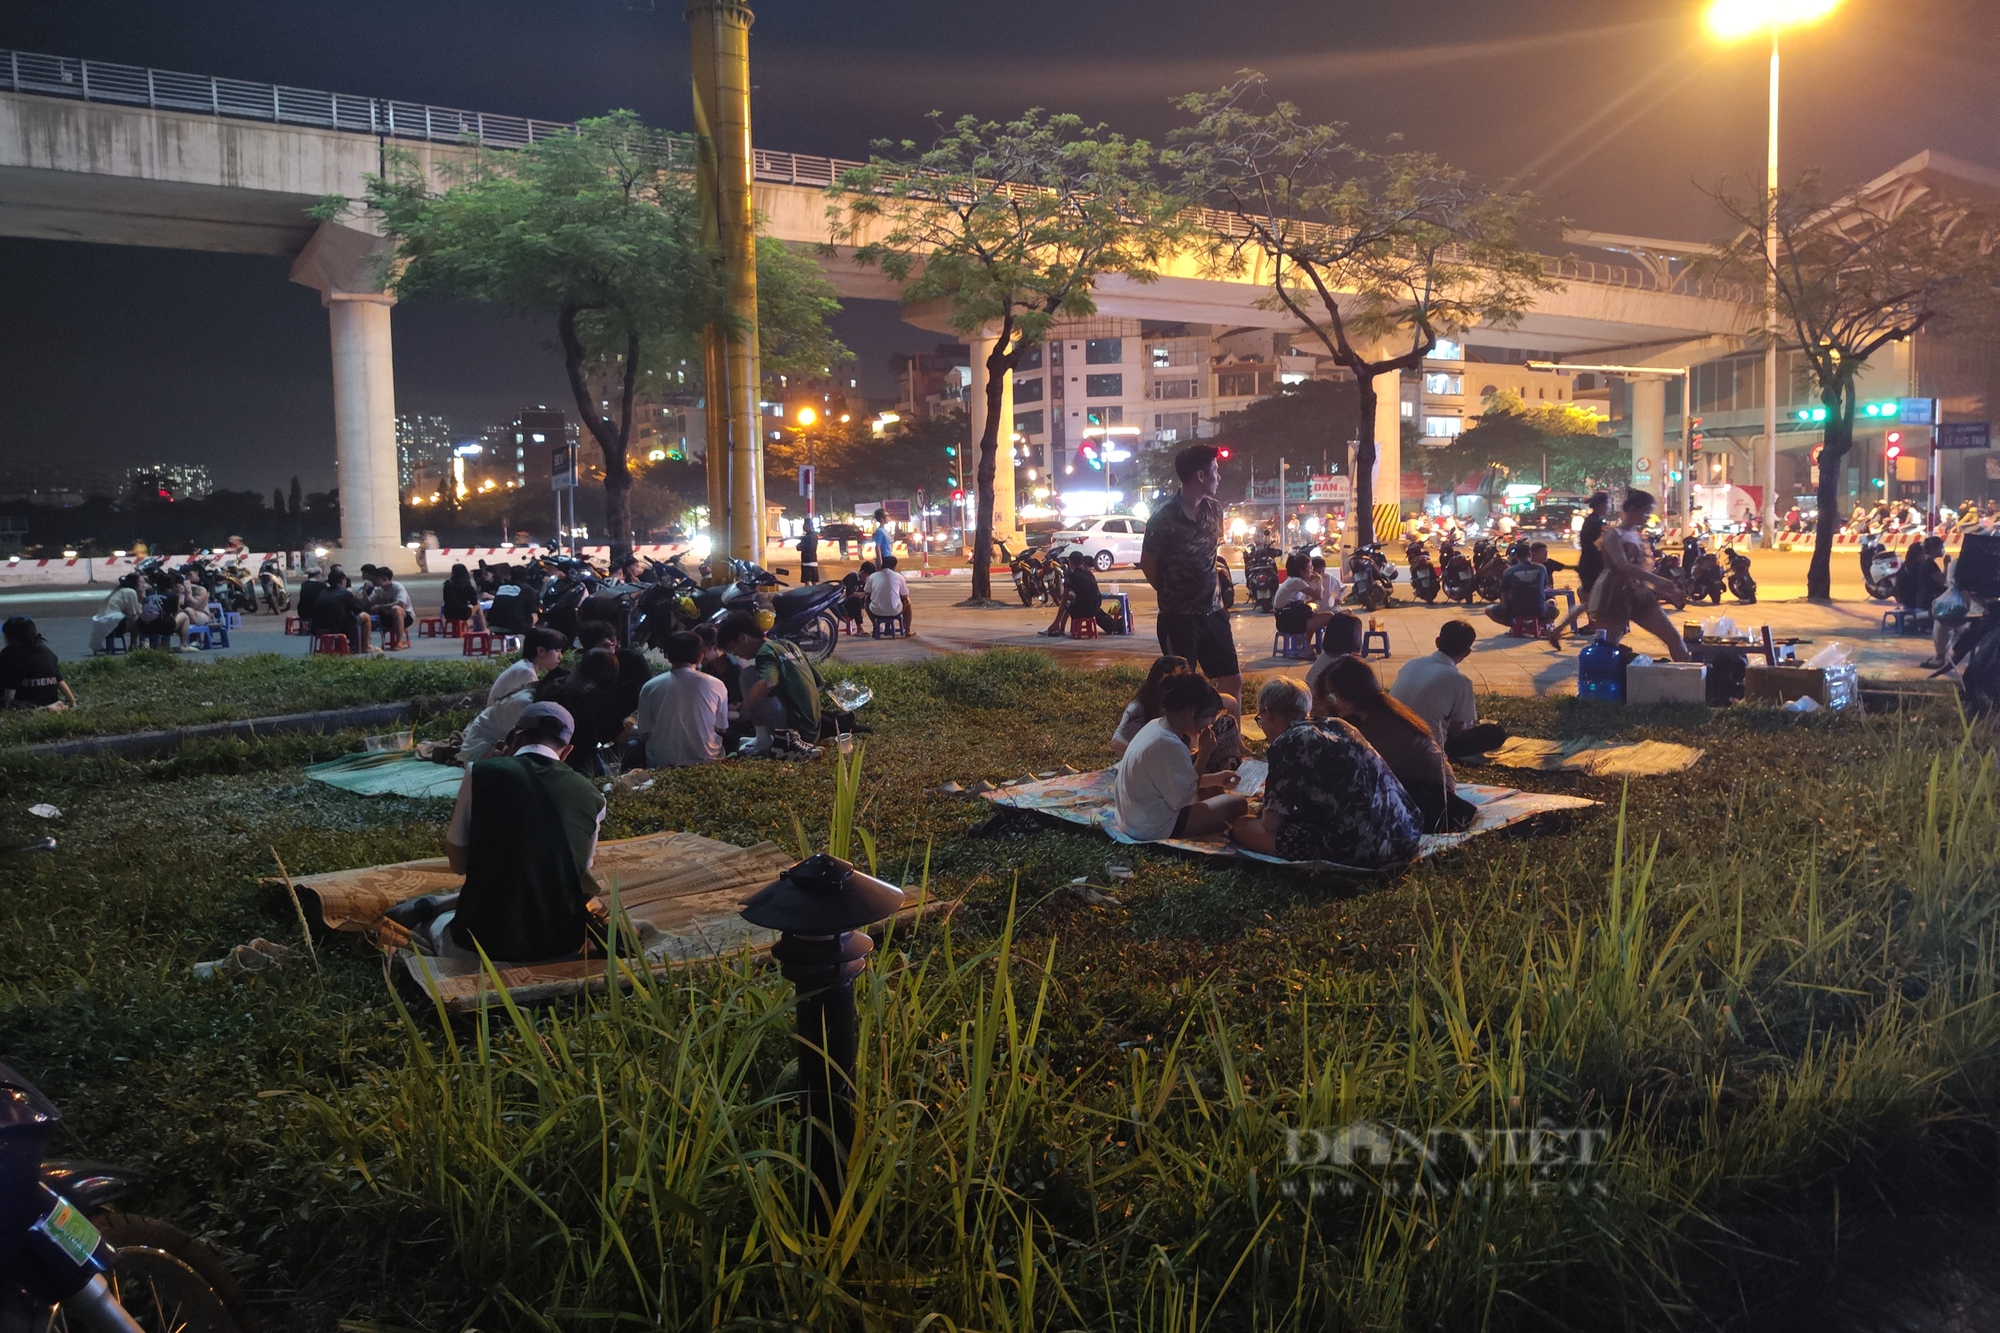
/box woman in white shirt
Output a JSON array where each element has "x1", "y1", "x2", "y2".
[
  {"x1": 1114, "y1": 675, "x2": 1247, "y2": 840},
  {"x1": 1273, "y1": 552, "x2": 1337, "y2": 641}
]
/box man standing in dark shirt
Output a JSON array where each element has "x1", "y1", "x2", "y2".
[
  {"x1": 1547, "y1": 491, "x2": 1608, "y2": 649},
  {"x1": 1140, "y1": 443, "x2": 1241, "y2": 719}
]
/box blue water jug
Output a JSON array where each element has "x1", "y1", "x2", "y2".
[{"x1": 1578, "y1": 631, "x2": 1624, "y2": 703}]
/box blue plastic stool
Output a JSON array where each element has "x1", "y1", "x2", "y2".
[
  {"x1": 204, "y1": 622, "x2": 230, "y2": 648},
  {"x1": 870, "y1": 614, "x2": 906, "y2": 639},
  {"x1": 1272, "y1": 631, "x2": 1315, "y2": 661},
  {"x1": 185, "y1": 625, "x2": 214, "y2": 650},
  {"x1": 1881, "y1": 608, "x2": 1926, "y2": 635},
  {"x1": 1361, "y1": 628, "x2": 1392, "y2": 660},
  {"x1": 220, "y1": 610, "x2": 243, "y2": 629}
]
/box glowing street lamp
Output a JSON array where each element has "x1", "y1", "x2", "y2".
[{"x1": 1704, "y1": 0, "x2": 1843, "y2": 542}]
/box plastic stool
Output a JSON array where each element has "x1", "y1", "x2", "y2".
[
  {"x1": 445, "y1": 619, "x2": 471, "y2": 637},
  {"x1": 417, "y1": 617, "x2": 448, "y2": 638},
  {"x1": 496, "y1": 633, "x2": 522, "y2": 655},
  {"x1": 284, "y1": 616, "x2": 302, "y2": 636},
  {"x1": 203, "y1": 623, "x2": 230, "y2": 649},
  {"x1": 1068, "y1": 616, "x2": 1100, "y2": 640},
  {"x1": 461, "y1": 631, "x2": 495, "y2": 656},
  {"x1": 220, "y1": 610, "x2": 243, "y2": 629},
  {"x1": 1881, "y1": 608, "x2": 1927, "y2": 634},
  {"x1": 185, "y1": 625, "x2": 213, "y2": 650},
  {"x1": 1272, "y1": 631, "x2": 1315, "y2": 661},
  {"x1": 1361, "y1": 628, "x2": 1392, "y2": 660},
  {"x1": 97, "y1": 630, "x2": 128, "y2": 656},
  {"x1": 870, "y1": 615, "x2": 906, "y2": 639},
  {"x1": 1508, "y1": 616, "x2": 1545, "y2": 638},
  {"x1": 840, "y1": 613, "x2": 864, "y2": 635},
  {"x1": 312, "y1": 633, "x2": 350, "y2": 656}
]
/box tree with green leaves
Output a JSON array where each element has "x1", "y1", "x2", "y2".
[
  {"x1": 1171, "y1": 74, "x2": 1549, "y2": 546},
  {"x1": 1207, "y1": 379, "x2": 1359, "y2": 496},
  {"x1": 1423, "y1": 391, "x2": 1625, "y2": 495},
  {"x1": 1707, "y1": 174, "x2": 1999, "y2": 599},
  {"x1": 327, "y1": 114, "x2": 844, "y2": 550},
  {"x1": 829, "y1": 111, "x2": 1181, "y2": 603}
]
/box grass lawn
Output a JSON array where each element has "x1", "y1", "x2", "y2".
[
  {"x1": 2, "y1": 649, "x2": 1997, "y2": 1330},
  {"x1": 0, "y1": 650, "x2": 503, "y2": 746}
]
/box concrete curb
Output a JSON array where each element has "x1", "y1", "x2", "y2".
[{"x1": 5, "y1": 692, "x2": 480, "y2": 762}]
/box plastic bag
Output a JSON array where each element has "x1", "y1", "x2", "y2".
[
  {"x1": 827, "y1": 680, "x2": 874, "y2": 712},
  {"x1": 1932, "y1": 587, "x2": 1970, "y2": 626},
  {"x1": 1804, "y1": 642, "x2": 1851, "y2": 669}
]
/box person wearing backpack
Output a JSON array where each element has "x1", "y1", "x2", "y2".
[{"x1": 718, "y1": 611, "x2": 823, "y2": 757}]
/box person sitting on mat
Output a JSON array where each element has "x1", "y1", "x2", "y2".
[
  {"x1": 1230, "y1": 677, "x2": 1421, "y2": 867},
  {"x1": 1114, "y1": 674, "x2": 1247, "y2": 841},
  {"x1": 488, "y1": 626, "x2": 569, "y2": 705},
  {"x1": 1311, "y1": 653, "x2": 1473, "y2": 834},
  {"x1": 1390, "y1": 619, "x2": 1507, "y2": 761},
  {"x1": 426, "y1": 701, "x2": 607, "y2": 964},
  {"x1": 1110, "y1": 655, "x2": 1191, "y2": 759}
]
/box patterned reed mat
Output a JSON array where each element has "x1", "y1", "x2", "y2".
[
  {"x1": 1484, "y1": 737, "x2": 1705, "y2": 777},
  {"x1": 980, "y1": 761, "x2": 1596, "y2": 875},
  {"x1": 271, "y1": 831, "x2": 950, "y2": 1012}
]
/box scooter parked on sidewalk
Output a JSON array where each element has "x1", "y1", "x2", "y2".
[{"x1": 1404, "y1": 537, "x2": 1440, "y2": 604}]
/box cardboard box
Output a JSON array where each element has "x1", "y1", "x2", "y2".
[
  {"x1": 1744, "y1": 663, "x2": 1861, "y2": 710},
  {"x1": 1627, "y1": 662, "x2": 1708, "y2": 705}
]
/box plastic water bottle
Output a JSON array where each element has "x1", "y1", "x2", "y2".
[{"x1": 1578, "y1": 631, "x2": 1624, "y2": 704}]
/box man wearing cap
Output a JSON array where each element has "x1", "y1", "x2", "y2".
[{"x1": 434, "y1": 701, "x2": 607, "y2": 962}]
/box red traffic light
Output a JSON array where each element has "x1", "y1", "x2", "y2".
[
  {"x1": 951, "y1": 489, "x2": 964, "y2": 500},
  {"x1": 1217, "y1": 446, "x2": 1233, "y2": 460},
  {"x1": 1886, "y1": 431, "x2": 1902, "y2": 461}
]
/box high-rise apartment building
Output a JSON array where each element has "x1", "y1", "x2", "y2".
[
  {"x1": 124, "y1": 462, "x2": 214, "y2": 501},
  {"x1": 394, "y1": 413, "x2": 453, "y2": 489}
]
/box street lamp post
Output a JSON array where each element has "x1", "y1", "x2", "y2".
[{"x1": 1705, "y1": 0, "x2": 1843, "y2": 545}]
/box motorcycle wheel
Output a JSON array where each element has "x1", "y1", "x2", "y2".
[
  {"x1": 54, "y1": 1212, "x2": 255, "y2": 1333},
  {"x1": 790, "y1": 609, "x2": 840, "y2": 663},
  {"x1": 1416, "y1": 586, "x2": 1439, "y2": 604},
  {"x1": 1014, "y1": 573, "x2": 1034, "y2": 607}
]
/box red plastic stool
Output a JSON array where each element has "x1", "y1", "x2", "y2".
[
  {"x1": 445, "y1": 619, "x2": 471, "y2": 636},
  {"x1": 284, "y1": 617, "x2": 301, "y2": 636},
  {"x1": 1508, "y1": 616, "x2": 1546, "y2": 638},
  {"x1": 1067, "y1": 616, "x2": 1100, "y2": 639},
  {"x1": 311, "y1": 633, "x2": 350, "y2": 656},
  {"x1": 461, "y1": 631, "x2": 495, "y2": 656},
  {"x1": 416, "y1": 617, "x2": 448, "y2": 638}
]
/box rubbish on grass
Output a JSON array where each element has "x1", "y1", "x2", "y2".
[
  {"x1": 827, "y1": 680, "x2": 874, "y2": 712},
  {"x1": 1068, "y1": 882, "x2": 1123, "y2": 908},
  {"x1": 191, "y1": 937, "x2": 297, "y2": 979},
  {"x1": 939, "y1": 780, "x2": 966, "y2": 795},
  {"x1": 1106, "y1": 864, "x2": 1134, "y2": 881},
  {"x1": 361, "y1": 729, "x2": 415, "y2": 752},
  {"x1": 613, "y1": 770, "x2": 655, "y2": 792},
  {"x1": 1783, "y1": 695, "x2": 1823, "y2": 713},
  {"x1": 26, "y1": 804, "x2": 60, "y2": 820}
]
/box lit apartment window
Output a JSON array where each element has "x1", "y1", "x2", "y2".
[
  {"x1": 1424, "y1": 372, "x2": 1463, "y2": 395},
  {"x1": 1279, "y1": 371, "x2": 1309, "y2": 386},
  {"x1": 1015, "y1": 376, "x2": 1044, "y2": 403},
  {"x1": 1085, "y1": 373, "x2": 1123, "y2": 398},
  {"x1": 1014, "y1": 410, "x2": 1045, "y2": 435},
  {"x1": 1423, "y1": 416, "x2": 1463, "y2": 437},
  {"x1": 1401, "y1": 401, "x2": 1415, "y2": 418},
  {"x1": 1084, "y1": 338, "x2": 1123, "y2": 365},
  {"x1": 1151, "y1": 345, "x2": 1172, "y2": 368},
  {"x1": 1217, "y1": 371, "x2": 1263, "y2": 397},
  {"x1": 1427, "y1": 339, "x2": 1463, "y2": 363}
]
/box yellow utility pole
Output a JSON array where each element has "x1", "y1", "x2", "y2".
[{"x1": 688, "y1": 0, "x2": 764, "y2": 567}]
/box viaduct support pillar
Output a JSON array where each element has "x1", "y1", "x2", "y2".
[
  {"x1": 689, "y1": 0, "x2": 764, "y2": 566},
  {"x1": 967, "y1": 332, "x2": 1019, "y2": 551},
  {"x1": 291, "y1": 221, "x2": 406, "y2": 573},
  {"x1": 1632, "y1": 378, "x2": 1667, "y2": 505},
  {"x1": 1371, "y1": 369, "x2": 1404, "y2": 541}
]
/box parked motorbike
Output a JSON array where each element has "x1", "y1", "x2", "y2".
[
  {"x1": 3, "y1": 840, "x2": 256, "y2": 1333},
  {"x1": 1404, "y1": 538, "x2": 1440, "y2": 604},
  {"x1": 1242, "y1": 539, "x2": 1283, "y2": 613},
  {"x1": 255, "y1": 558, "x2": 289, "y2": 615},
  {"x1": 212, "y1": 558, "x2": 259, "y2": 614},
  {"x1": 1860, "y1": 534, "x2": 1901, "y2": 601},
  {"x1": 1344, "y1": 542, "x2": 1395, "y2": 612},
  {"x1": 1439, "y1": 537, "x2": 1479, "y2": 605},
  {"x1": 635, "y1": 558, "x2": 843, "y2": 662},
  {"x1": 1472, "y1": 538, "x2": 1507, "y2": 603},
  {"x1": 1722, "y1": 545, "x2": 1757, "y2": 604},
  {"x1": 1004, "y1": 543, "x2": 1064, "y2": 608},
  {"x1": 1682, "y1": 538, "x2": 1726, "y2": 605}
]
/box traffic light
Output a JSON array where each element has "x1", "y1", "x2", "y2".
[
  {"x1": 1885, "y1": 431, "x2": 1902, "y2": 462},
  {"x1": 1080, "y1": 443, "x2": 1103, "y2": 471},
  {"x1": 1795, "y1": 405, "x2": 1830, "y2": 423},
  {"x1": 1217, "y1": 446, "x2": 1233, "y2": 460},
  {"x1": 1863, "y1": 400, "x2": 1901, "y2": 419},
  {"x1": 1688, "y1": 417, "x2": 1705, "y2": 455},
  {"x1": 945, "y1": 445, "x2": 957, "y2": 457},
  {"x1": 1669, "y1": 468, "x2": 1684, "y2": 483}
]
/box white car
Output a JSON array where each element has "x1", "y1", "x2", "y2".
[{"x1": 1049, "y1": 516, "x2": 1147, "y2": 571}]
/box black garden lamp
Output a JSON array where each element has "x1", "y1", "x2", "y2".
[{"x1": 741, "y1": 852, "x2": 904, "y2": 1226}]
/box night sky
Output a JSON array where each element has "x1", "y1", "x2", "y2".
[{"x1": 1, "y1": 0, "x2": 1993, "y2": 492}]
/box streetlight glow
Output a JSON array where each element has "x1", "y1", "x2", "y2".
[
  {"x1": 1704, "y1": 0, "x2": 1839, "y2": 40},
  {"x1": 795, "y1": 405, "x2": 817, "y2": 426}
]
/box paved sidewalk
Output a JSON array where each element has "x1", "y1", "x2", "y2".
[{"x1": 10, "y1": 567, "x2": 1946, "y2": 699}]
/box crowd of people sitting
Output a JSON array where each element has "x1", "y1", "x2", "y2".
[
  {"x1": 1110, "y1": 616, "x2": 1506, "y2": 869},
  {"x1": 291, "y1": 563, "x2": 416, "y2": 652}
]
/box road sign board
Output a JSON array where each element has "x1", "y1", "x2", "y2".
[
  {"x1": 1308, "y1": 474, "x2": 1350, "y2": 503},
  {"x1": 1899, "y1": 397, "x2": 1939, "y2": 425},
  {"x1": 1936, "y1": 422, "x2": 1992, "y2": 451},
  {"x1": 883, "y1": 499, "x2": 912, "y2": 523},
  {"x1": 551, "y1": 442, "x2": 577, "y2": 489}
]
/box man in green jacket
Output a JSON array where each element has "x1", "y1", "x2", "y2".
[{"x1": 436, "y1": 701, "x2": 607, "y2": 962}]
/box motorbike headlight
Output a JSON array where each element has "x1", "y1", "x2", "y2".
[{"x1": 756, "y1": 609, "x2": 776, "y2": 632}]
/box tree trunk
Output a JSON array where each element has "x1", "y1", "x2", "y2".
[
  {"x1": 966, "y1": 335, "x2": 1010, "y2": 605},
  {"x1": 1806, "y1": 380, "x2": 1855, "y2": 601},
  {"x1": 558, "y1": 309, "x2": 640, "y2": 556},
  {"x1": 1353, "y1": 372, "x2": 1378, "y2": 551}
]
